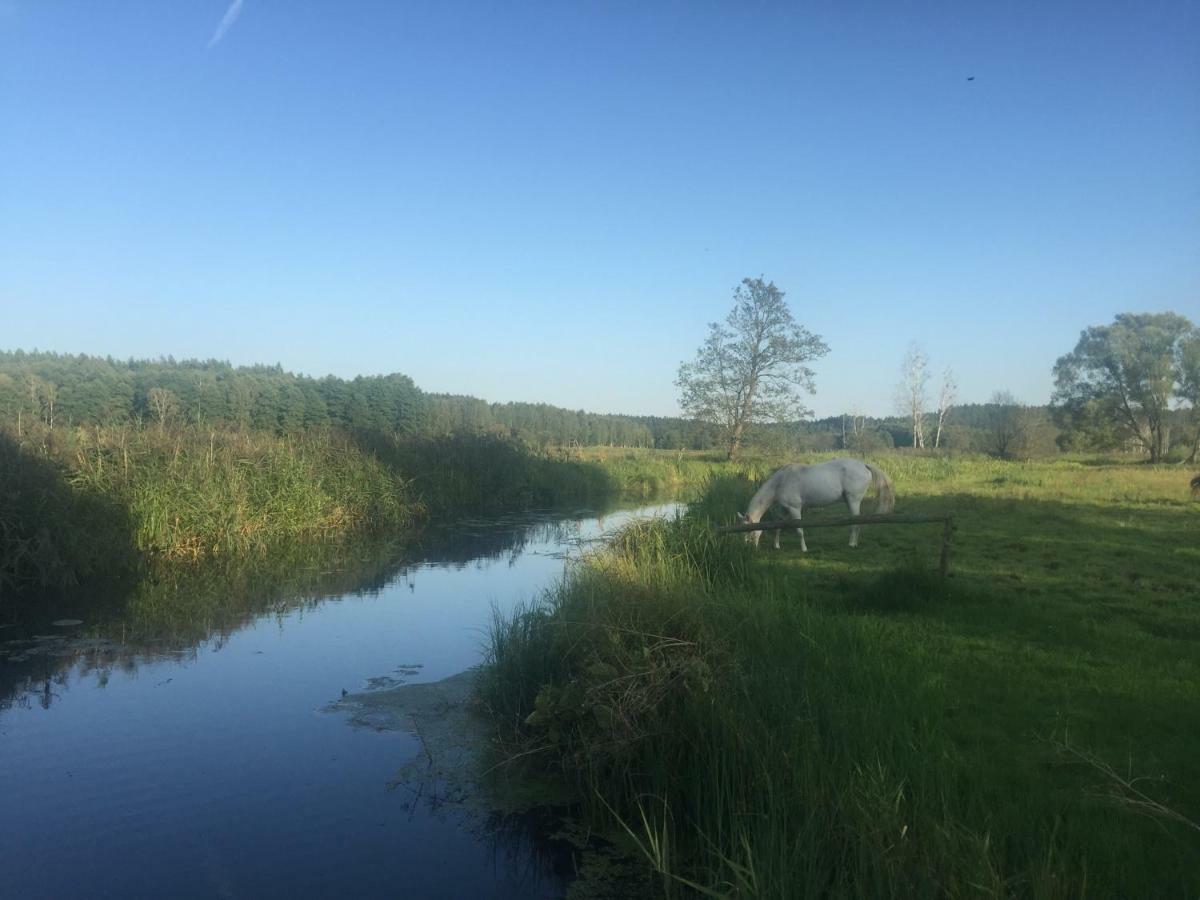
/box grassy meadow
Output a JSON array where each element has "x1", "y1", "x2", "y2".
[{"x1": 481, "y1": 453, "x2": 1200, "y2": 898}]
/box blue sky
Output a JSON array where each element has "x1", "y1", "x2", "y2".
[{"x1": 1, "y1": 1, "x2": 1196, "y2": 417}]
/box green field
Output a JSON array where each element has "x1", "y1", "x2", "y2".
[{"x1": 481, "y1": 453, "x2": 1200, "y2": 897}]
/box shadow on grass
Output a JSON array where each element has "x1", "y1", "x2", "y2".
[
  {"x1": 844, "y1": 555, "x2": 950, "y2": 613},
  {"x1": 702, "y1": 486, "x2": 1198, "y2": 654},
  {"x1": 729, "y1": 490, "x2": 1200, "y2": 823}
]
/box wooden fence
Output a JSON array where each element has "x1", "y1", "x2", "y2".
[{"x1": 716, "y1": 514, "x2": 958, "y2": 576}]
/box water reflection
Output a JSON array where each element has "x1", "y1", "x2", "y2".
[
  {"x1": 1, "y1": 499, "x2": 681, "y2": 713},
  {"x1": 0, "y1": 498, "x2": 681, "y2": 899},
  {"x1": 0, "y1": 538, "x2": 408, "y2": 712}
]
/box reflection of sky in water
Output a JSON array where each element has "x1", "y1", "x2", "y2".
[{"x1": 0, "y1": 501, "x2": 682, "y2": 899}]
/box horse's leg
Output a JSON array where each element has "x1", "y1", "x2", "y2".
[
  {"x1": 846, "y1": 494, "x2": 862, "y2": 547},
  {"x1": 783, "y1": 504, "x2": 806, "y2": 552}
]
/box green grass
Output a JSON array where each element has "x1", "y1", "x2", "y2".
[{"x1": 480, "y1": 455, "x2": 1200, "y2": 898}]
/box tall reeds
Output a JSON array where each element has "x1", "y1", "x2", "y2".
[
  {"x1": 63, "y1": 425, "x2": 422, "y2": 558},
  {"x1": 0, "y1": 429, "x2": 137, "y2": 598},
  {"x1": 2, "y1": 425, "x2": 628, "y2": 604}
]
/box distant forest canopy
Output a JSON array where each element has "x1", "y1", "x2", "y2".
[
  {"x1": 1, "y1": 349, "x2": 1190, "y2": 456},
  {"x1": 0, "y1": 350, "x2": 699, "y2": 447}
]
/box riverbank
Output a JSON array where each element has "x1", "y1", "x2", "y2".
[
  {"x1": 480, "y1": 460, "x2": 1200, "y2": 897},
  {"x1": 4, "y1": 423, "x2": 801, "y2": 607},
  {"x1": 0, "y1": 426, "x2": 625, "y2": 604}
]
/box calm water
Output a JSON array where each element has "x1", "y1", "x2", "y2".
[{"x1": 0, "y1": 501, "x2": 682, "y2": 900}]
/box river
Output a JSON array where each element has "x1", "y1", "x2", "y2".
[{"x1": 0, "y1": 500, "x2": 683, "y2": 899}]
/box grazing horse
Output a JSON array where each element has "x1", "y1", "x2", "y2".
[{"x1": 737, "y1": 458, "x2": 895, "y2": 550}]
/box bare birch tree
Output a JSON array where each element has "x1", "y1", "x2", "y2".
[
  {"x1": 25, "y1": 374, "x2": 43, "y2": 426},
  {"x1": 40, "y1": 381, "x2": 58, "y2": 429},
  {"x1": 934, "y1": 367, "x2": 957, "y2": 449},
  {"x1": 148, "y1": 387, "x2": 180, "y2": 433},
  {"x1": 842, "y1": 406, "x2": 868, "y2": 451},
  {"x1": 897, "y1": 342, "x2": 929, "y2": 449}
]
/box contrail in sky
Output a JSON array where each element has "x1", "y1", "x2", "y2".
[{"x1": 207, "y1": 0, "x2": 244, "y2": 49}]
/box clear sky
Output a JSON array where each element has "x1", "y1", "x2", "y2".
[{"x1": 1, "y1": 1, "x2": 1197, "y2": 417}]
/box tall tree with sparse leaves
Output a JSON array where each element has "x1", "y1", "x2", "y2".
[{"x1": 676, "y1": 277, "x2": 829, "y2": 460}]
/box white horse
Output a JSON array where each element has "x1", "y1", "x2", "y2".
[{"x1": 737, "y1": 458, "x2": 895, "y2": 550}]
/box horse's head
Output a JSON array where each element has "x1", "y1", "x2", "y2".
[{"x1": 736, "y1": 511, "x2": 762, "y2": 547}]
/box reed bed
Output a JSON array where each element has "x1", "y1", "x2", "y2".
[
  {"x1": 64, "y1": 426, "x2": 421, "y2": 558},
  {"x1": 1, "y1": 426, "x2": 628, "y2": 603},
  {"x1": 0, "y1": 425, "x2": 421, "y2": 603},
  {"x1": 0, "y1": 429, "x2": 136, "y2": 598},
  {"x1": 365, "y1": 432, "x2": 620, "y2": 514}
]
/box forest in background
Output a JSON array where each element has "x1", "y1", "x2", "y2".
[{"x1": 6, "y1": 349, "x2": 1192, "y2": 458}]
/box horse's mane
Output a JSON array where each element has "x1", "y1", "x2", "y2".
[{"x1": 746, "y1": 468, "x2": 786, "y2": 521}]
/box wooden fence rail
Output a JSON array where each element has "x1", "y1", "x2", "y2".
[{"x1": 716, "y1": 514, "x2": 957, "y2": 576}]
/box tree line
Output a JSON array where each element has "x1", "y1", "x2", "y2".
[
  {"x1": 4, "y1": 305, "x2": 1196, "y2": 462},
  {"x1": 0, "y1": 351, "x2": 724, "y2": 449}
]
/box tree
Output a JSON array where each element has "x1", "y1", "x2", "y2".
[
  {"x1": 1177, "y1": 329, "x2": 1200, "y2": 463},
  {"x1": 1052, "y1": 313, "x2": 1194, "y2": 462},
  {"x1": 25, "y1": 374, "x2": 45, "y2": 427},
  {"x1": 676, "y1": 277, "x2": 829, "y2": 460},
  {"x1": 987, "y1": 391, "x2": 1051, "y2": 460},
  {"x1": 147, "y1": 387, "x2": 179, "y2": 433},
  {"x1": 40, "y1": 380, "x2": 58, "y2": 429},
  {"x1": 897, "y1": 342, "x2": 929, "y2": 449},
  {"x1": 841, "y1": 407, "x2": 864, "y2": 450},
  {"x1": 934, "y1": 368, "x2": 957, "y2": 449}
]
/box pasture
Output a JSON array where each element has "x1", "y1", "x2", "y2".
[{"x1": 483, "y1": 454, "x2": 1200, "y2": 897}]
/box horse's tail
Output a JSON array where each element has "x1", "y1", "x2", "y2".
[{"x1": 865, "y1": 463, "x2": 895, "y2": 514}]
